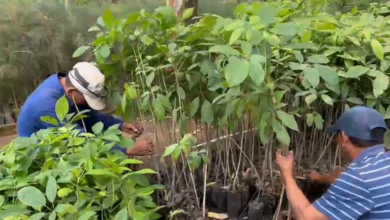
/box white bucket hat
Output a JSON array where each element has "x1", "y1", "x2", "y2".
[{"x1": 68, "y1": 62, "x2": 108, "y2": 111}]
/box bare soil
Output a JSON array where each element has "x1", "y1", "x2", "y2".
[{"x1": 0, "y1": 134, "x2": 16, "y2": 148}]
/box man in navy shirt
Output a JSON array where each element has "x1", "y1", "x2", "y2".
[
  {"x1": 18, "y1": 62, "x2": 153, "y2": 156},
  {"x1": 276, "y1": 106, "x2": 390, "y2": 220}
]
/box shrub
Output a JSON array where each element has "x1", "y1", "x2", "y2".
[
  {"x1": 0, "y1": 96, "x2": 163, "y2": 219},
  {"x1": 78, "y1": 1, "x2": 390, "y2": 147}
]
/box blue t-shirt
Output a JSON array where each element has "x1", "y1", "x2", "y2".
[
  {"x1": 17, "y1": 73, "x2": 126, "y2": 153},
  {"x1": 314, "y1": 145, "x2": 390, "y2": 219}
]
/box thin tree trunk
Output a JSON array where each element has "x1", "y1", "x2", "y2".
[
  {"x1": 65, "y1": 0, "x2": 73, "y2": 9},
  {"x1": 2, "y1": 103, "x2": 14, "y2": 124},
  {"x1": 167, "y1": 0, "x2": 199, "y2": 19}
]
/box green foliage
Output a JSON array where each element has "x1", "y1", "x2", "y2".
[
  {"x1": 79, "y1": 0, "x2": 390, "y2": 148},
  {"x1": 0, "y1": 96, "x2": 163, "y2": 219}
]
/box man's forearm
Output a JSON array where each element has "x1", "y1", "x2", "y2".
[
  {"x1": 320, "y1": 170, "x2": 342, "y2": 184},
  {"x1": 285, "y1": 175, "x2": 312, "y2": 220}
]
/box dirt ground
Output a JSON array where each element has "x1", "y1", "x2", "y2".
[{"x1": 0, "y1": 134, "x2": 16, "y2": 148}]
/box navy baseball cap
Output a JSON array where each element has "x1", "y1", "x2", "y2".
[{"x1": 327, "y1": 106, "x2": 387, "y2": 141}]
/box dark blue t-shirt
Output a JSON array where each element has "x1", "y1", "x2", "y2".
[{"x1": 17, "y1": 73, "x2": 126, "y2": 153}]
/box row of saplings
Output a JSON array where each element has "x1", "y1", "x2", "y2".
[{"x1": 152, "y1": 148, "x2": 331, "y2": 220}]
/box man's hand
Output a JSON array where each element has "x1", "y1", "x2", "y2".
[
  {"x1": 307, "y1": 170, "x2": 342, "y2": 184},
  {"x1": 307, "y1": 171, "x2": 323, "y2": 182},
  {"x1": 122, "y1": 122, "x2": 143, "y2": 137},
  {"x1": 276, "y1": 151, "x2": 294, "y2": 180},
  {"x1": 126, "y1": 140, "x2": 154, "y2": 156}
]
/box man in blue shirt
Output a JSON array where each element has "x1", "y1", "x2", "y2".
[
  {"x1": 276, "y1": 106, "x2": 390, "y2": 220},
  {"x1": 18, "y1": 62, "x2": 153, "y2": 156}
]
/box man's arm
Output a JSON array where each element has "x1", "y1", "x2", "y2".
[
  {"x1": 307, "y1": 170, "x2": 342, "y2": 184},
  {"x1": 312, "y1": 169, "x2": 374, "y2": 220},
  {"x1": 284, "y1": 176, "x2": 328, "y2": 220},
  {"x1": 285, "y1": 167, "x2": 374, "y2": 220}
]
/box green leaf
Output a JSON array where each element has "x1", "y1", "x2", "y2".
[
  {"x1": 250, "y1": 54, "x2": 266, "y2": 63},
  {"x1": 146, "y1": 72, "x2": 155, "y2": 87},
  {"x1": 177, "y1": 86, "x2": 186, "y2": 100},
  {"x1": 346, "y1": 97, "x2": 364, "y2": 105},
  {"x1": 97, "y1": 16, "x2": 105, "y2": 27},
  {"x1": 315, "y1": 64, "x2": 339, "y2": 85},
  {"x1": 133, "y1": 169, "x2": 157, "y2": 175},
  {"x1": 163, "y1": 144, "x2": 179, "y2": 157},
  {"x1": 102, "y1": 8, "x2": 115, "y2": 28},
  {"x1": 289, "y1": 62, "x2": 306, "y2": 70},
  {"x1": 46, "y1": 176, "x2": 57, "y2": 203},
  {"x1": 229, "y1": 28, "x2": 244, "y2": 45},
  {"x1": 307, "y1": 55, "x2": 329, "y2": 64},
  {"x1": 122, "y1": 94, "x2": 127, "y2": 113},
  {"x1": 156, "y1": 94, "x2": 172, "y2": 110},
  {"x1": 49, "y1": 212, "x2": 56, "y2": 220},
  {"x1": 40, "y1": 116, "x2": 58, "y2": 126},
  {"x1": 120, "y1": 159, "x2": 143, "y2": 166},
  {"x1": 347, "y1": 36, "x2": 360, "y2": 46},
  {"x1": 225, "y1": 57, "x2": 249, "y2": 87},
  {"x1": 345, "y1": 66, "x2": 369, "y2": 78},
  {"x1": 225, "y1": 20, "x2": 245, "y2": 31},
  {"x1": 301, "y1": 31, "x2": 312, "y2": 42},
  {"x1": 17, "y1": 186, "x2": 46, "y2": 207},
  {"x1": 78, "y1": 211, "x2": 96, "y2": 220},
  {"x1": 209, "y1": 45, "x2": 240, "y2": 56},
  {"x1": 155, "y1": 6, "x2": 177, "y2": 24},
  {"x1": 72, "y1": 46, "x2": 90, "y2": 58},
  {"x1": 119, "y1": 136, "x2": 135, "y2": 148},
  {"x1": 306, "y1": 113, "x2": 314, "y2": 127},
  {"x1": 249, "y1": 56, "x2": 265, "y2": 86},
  {"x1": 381, "y1": 60, "x2": 390, "y2": 72},
  {"x1": 55, "y1": 95, "x2": 69, "y2": 122},
  {"x1": 92, "y1": 122, "x2": 104, "y2": 134},
  {"x1": 58, "y1": 188, "x2": 73, "y2": 197},
  {"x1": 0, "y1": 195, "x2": 4, "y2": 207},
  {"x1": 97, "y1": 45, "x2": 110, "y2": 58},
  {"x1": 140, "y1": 35, "x2": 154, "y2": 45},
  {"x1": 182, "y1": 7, "x2": 194, "y2": 20},
  {"x1": 258, "y1": 5, "x2": 276, "y2": 26},
  {"x1": 29, "y1": 213, "x2": 46, "y2": 220},
  {"x1": 86, "y1": 169, "x2": 116, "y2": 177},
  {"x1": 190, "y1": 97, "x2": 199, "y2": 117},
  {"x1": 305, "y1": 94, "x2": 317, "y2": 105},
  {"x1": 371, "y1": 39, "x2": 384, "y2": 61},
  {"x1": 273, "y1": 122, "x2": 290, "y2": 146},
  {"x1": 55, "y1": 204, "x2": 77, "y2": 214},
  {"x1": 373, "y1": 72, "x2": 389, "y2": 97},
  {"x1": 201, "y1": 100, "x2": 214, "y2": 125},
  {"x1": 267, "y1": 34, "x2": 280, "y2": 46},
  {"x1": 271, "y1": 22, "x2": 297, "y2": 36},
  {"x1": 276, "y1": 110, "x2": 299, "y2": 131},
  {"x1": 314, "y1": 114, "x2": 323, "y2": 130},
  {"x1": 303, "y1": 67, "x2": 320, "y2": 87},
  {"x1": 321, "y1": 94, "x2": 333, "y2": 106},
  {"x1": 153, "y1": 98, "x2": 165, "y2": 120},
  {"x1": 114, "y1": 208, "x2": 128, "y2": 220},
  {"x1": 102, "y1": 134, "x2": 121, "y2": 142},
  {"x1": 88, "y1": 26, "x2": 100, "y2": 32},
  {"x1": 241, "y1": 42, "x2": 252, "y2": 56},
  {"x1": 294, "y1": 51, "x2": 304, "y2": 63}
]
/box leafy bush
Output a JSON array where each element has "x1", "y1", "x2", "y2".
[
  {"x1": 0, "y1": 96, "x2": 163, "y2": 219},
  {"x1": 78, "y1": 0, "x2": 390, "y2": 147}
]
